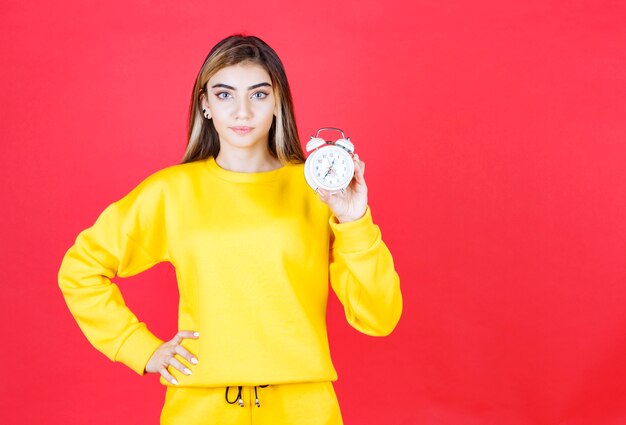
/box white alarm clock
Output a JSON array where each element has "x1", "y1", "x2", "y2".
[{"x1": 304, "y1": 127, "x2": 355, "y2": 194}]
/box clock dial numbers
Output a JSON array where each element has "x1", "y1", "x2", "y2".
[{"x1": 314, "y1": 150, "x2": 350, "y2": 188}]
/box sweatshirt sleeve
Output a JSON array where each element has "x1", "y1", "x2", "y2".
[
  {"x1": 328, "y1": 206, "x2": 403, "y2": 336},
  {"x1": 57, "y1": 176, "x2": 169, "y2": 376}
]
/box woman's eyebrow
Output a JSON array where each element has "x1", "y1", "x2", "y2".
[{"x1": 211, "y1": 82, "x2": 272, "y2": 90}]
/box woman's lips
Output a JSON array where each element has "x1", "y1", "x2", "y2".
[{"x1": 230, "y1": 126, "x2": 253, "y2": 135}]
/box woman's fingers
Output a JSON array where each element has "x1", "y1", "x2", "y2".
[
  {"x1": 149, "y1": 330, "x2": 200, "y2": 383},
  {"x1": 317, "y1": 188, "x2": 329, "y2": 202},
  {"x1": 170, "y1": 329, "x2": 200, "y2": 371},
  {"x1": 159, "y1": 364, "x2": 178, "y2": 385},
  {"x1": 172, "y1": 330, "x2": 199, "y2": 344},
  {"x1": 174, "y1": 343, "x2": 199, "y2": 366},
  {"x1": 167, "y1": 355, "x2": 193, "y2": 376},
  {"x1": 353, "y1": 154, "x2": 365, "y2": 182}
]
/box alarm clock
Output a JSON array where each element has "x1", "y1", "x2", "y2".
[{"x1": 304, "y1": 127, "x2": 355, "y2": 194}]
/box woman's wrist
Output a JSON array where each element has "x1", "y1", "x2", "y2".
[{"x1": 336, "y1": 208, "x2": 367, "y2": 223}]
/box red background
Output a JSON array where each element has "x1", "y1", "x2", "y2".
[{"x1": 2, "y1": 1, "x2": 626, "y2": 424}]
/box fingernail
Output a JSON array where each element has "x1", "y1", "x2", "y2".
[
  {"x1": 193, "y1": 332, "x2": 200, "y2": 337},
  {"x1": 172, "y1": 379, "x2": 179, "y2": 385},
  {"x1": 191, "y1": 357, "x2": 199, "y2": 364},
  {"x1": 184, "y1": 368, "x2": 192, "y2": 375}
]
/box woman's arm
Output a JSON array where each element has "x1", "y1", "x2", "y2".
[
  {"x1": 58, "y1": 177, "x2": 169, "y2": 375},
  {"x1": 319, "y1": 155, "x2": 403, "y2": 336},
  {"x1": 328, "y1": 206, "x2": 403, "y2": 336}
]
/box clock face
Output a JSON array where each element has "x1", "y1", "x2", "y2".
[{"x1": 304, "y1": 145, "x2": 355, "y2": 192}]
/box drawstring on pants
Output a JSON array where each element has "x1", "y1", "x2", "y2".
[
  {"x1": 225, "y1": 385, "x2": 269, "y2": 407},
  {"x1": 225, "y1": 386, "x2": 244, "y2": 407}
]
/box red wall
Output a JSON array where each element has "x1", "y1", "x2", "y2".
[{"x1": 2, "y1": 1, "x2": 626, "y2": 424}]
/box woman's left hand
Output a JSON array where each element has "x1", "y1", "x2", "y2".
[{"x1": 317, "y1": 154, "x2": 368, "y2": 223}]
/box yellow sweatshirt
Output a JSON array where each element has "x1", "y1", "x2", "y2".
[{"x1": 58, "y1": 156, "x2": 402, "y2": 387}]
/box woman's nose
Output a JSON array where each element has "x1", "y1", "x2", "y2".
[{"x1": 234, "y1": 98, "x2": 252, "y2": 120}]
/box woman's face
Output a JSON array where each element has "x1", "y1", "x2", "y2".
[{"x1": 201, "y1": 62, "x2": 277, "y2": 154}]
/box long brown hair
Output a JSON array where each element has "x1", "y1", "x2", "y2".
[{"x1": 181, "y1": 35, "x2": 305, "y2": 164}]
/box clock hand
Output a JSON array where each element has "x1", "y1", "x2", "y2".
[{"x1": 323, "y1": 158, "x2": 338, "y2": 179}]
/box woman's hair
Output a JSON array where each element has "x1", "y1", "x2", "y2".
[{"x1": 181, "y1": 34, "x2": 305, "y2": 164}]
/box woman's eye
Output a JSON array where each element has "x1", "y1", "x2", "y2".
[
  {"x1": 215, "y1": 92, "x2": 231, "y2": 99},
  {"x1": 252, "y1": 91, "x2": 269, "y2": 99}
]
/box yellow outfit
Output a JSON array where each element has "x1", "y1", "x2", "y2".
[
  {"x1": 58, "y1": 156, "x2": 402, "y2": 423},
  {"x1": 160, "y1": 382, "x2": 342, "y2": 424}
]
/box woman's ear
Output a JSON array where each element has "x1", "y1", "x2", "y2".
[{"x1": 199, "y1": 92, "x2": 211, "y2": 119}]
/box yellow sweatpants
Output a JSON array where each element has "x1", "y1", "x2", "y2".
[{"x1": 160, "y1": 381, "x2": 344, "y2": 425}]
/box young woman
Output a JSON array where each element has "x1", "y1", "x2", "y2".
[{"x1": 58, "y1": 34, "x2": 403, "y2": 425}]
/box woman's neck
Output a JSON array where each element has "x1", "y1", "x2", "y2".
[{"x1": 215, "y1": 146, "x2": 283, "y2": 173}]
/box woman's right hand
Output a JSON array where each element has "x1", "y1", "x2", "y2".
[{"x1": 145, "y1": 330, "x2": 200, "y2": 385}]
